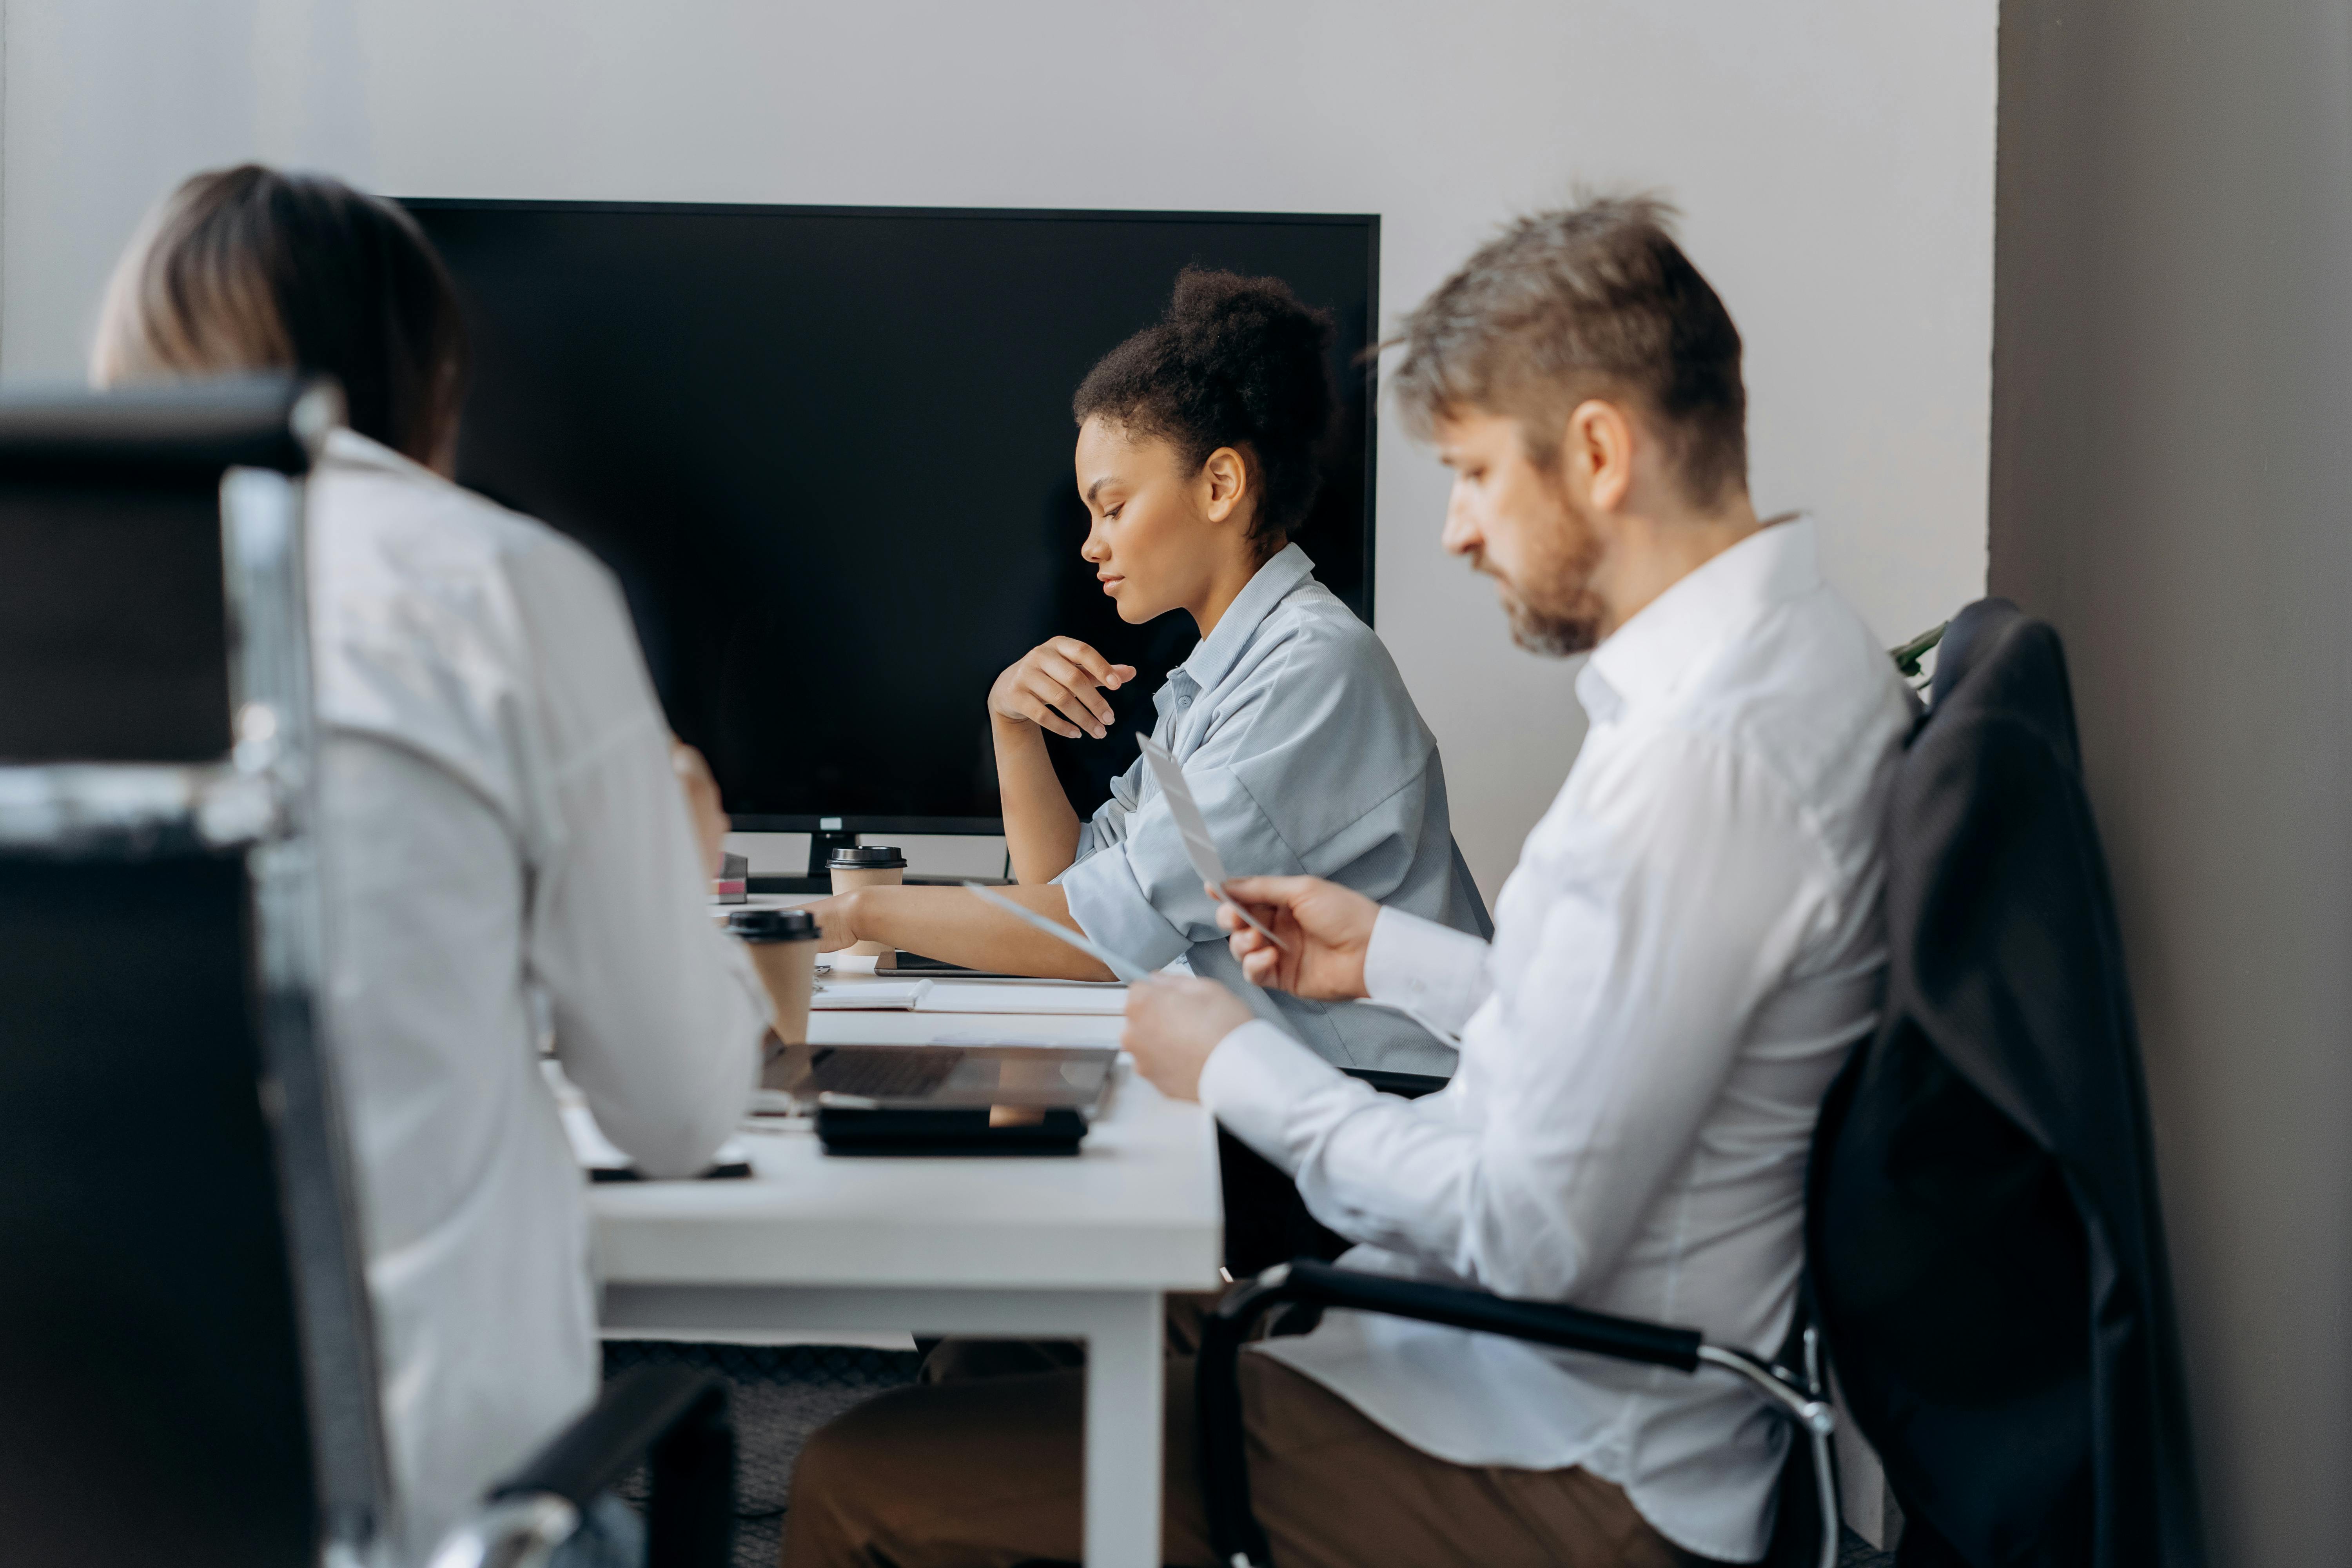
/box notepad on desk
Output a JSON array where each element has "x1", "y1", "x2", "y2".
[{"x1": 810, "y1": 979, "x2": 1127, "y2": 1016}]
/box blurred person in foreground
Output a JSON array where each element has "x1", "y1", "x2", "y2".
[
  {"x1": 94, "y1": 165, "x2": 770, "y2": 1564},
  {"x1": 785, "y1": 196, "x2": 1911, "y2": 1566}
]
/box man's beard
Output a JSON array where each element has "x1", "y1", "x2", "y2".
[
  {"x1": 1482, "y1": 494, "x2": 1606, "y2": 657},
  {"x1": 1500, "y1": 579, "x2": 1604, "y2": 656}
]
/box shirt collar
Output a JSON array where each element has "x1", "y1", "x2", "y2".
[
  {"x1": 323, "y1": 426, "x2": 441, "y2": 481},
  {"x1": 1576, "y1": 515, "x2": 1820, "y2": 724},
  {"x1": 1177, "y1": 543, "x2": 1317, "y2": 691}
]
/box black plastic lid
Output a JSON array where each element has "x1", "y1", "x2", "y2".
[
  {"x1": 828, "y1": 844, "x2": 907, "y2": 869},
  {"x1": 727, "y1": 907, "x2": 820, "y2": 942}
]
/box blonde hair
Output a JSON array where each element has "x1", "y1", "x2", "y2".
[
  {"x1": 92, "y1": 165, "x2": 468, "y2": 465},
  {"x1": 1390, "y1": 196, "x2": 1749, "y2": 506}
]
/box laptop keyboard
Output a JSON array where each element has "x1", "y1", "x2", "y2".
[{"x1": 805, "y1": 1046, "x2": 963, "y2": 1099}]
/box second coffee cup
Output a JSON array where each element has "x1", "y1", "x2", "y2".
[
  {"x1": 828, "y1": 844, "x2": 907, "y2": 961},
  {"x1": 727, "y1": 906, "x2": 822, "y2": 1081}
]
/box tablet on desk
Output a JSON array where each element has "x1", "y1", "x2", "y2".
[
  {"x1": 878, "y1": 950, "x2": 1000, "y2": 976},
  {"x1": 780, "y1": 1044, "x2": 1119, "y2": 1156}
]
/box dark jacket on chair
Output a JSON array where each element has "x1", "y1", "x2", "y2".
[{"x1": 1806, "y1": 599, "x2": 2204, "y2": 1568}]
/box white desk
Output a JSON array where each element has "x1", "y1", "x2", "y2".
[{"x1": 583, "y1": 976, "x2": 1223, "y2": 1568}]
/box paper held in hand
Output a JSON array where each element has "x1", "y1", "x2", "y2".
[
  {"x1": 1139, "y1": 736, "x2": 1462, "y2": 1050},
  {"x1": 961, "y1": 882, "x2": 1298, "y2": 1034},
  {"x1": 1136, "y1": 734, "x2": 1291, "y2": 952}
]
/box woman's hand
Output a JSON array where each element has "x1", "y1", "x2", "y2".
[
  {"x1": 669, "y1": 738, "x2": 729, "y2": 879},
  {"x1": 988, "y1": 638, "x2": 1137, "y2": 740},
  {"x1": 1215, "y1": 876, "x2": 1379, "y2": 1000},
  {"x1": 797, "y1": 892, "x2": 861, "y2": 952}
]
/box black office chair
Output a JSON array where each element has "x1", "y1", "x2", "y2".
[
  {"x1": 0, "y1": 378, "x2": 732, "y2": 1568},
  {"x1": 1198, "y1": 599, "x2": 2202, "y2": 1568}
]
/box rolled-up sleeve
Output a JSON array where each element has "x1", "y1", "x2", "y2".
[
  {"x1": 1072, "y1": 759, "x2": 1143, "y2": 860},
  {"x1": 1056, "y1": 832, "x2": 1193, "y2": 972},
  {"x1": 1057, "y1": 750, "x2": 1302, "y2": 973}
]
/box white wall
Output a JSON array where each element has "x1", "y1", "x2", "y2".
[{"x1": 1, "y1": 0, "x2": 1997, "y2": 898}]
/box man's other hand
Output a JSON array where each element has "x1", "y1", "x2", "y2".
[
  {"x1": 1215, "y1": 876, "x2": 1378, "y2": 1000},
  {"x1": 1123, "y1": 975, "x2": 1253, "y2": 1103}
]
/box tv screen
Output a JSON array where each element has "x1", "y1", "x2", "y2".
[{"x1": 401, "y1": 200, "x2": 1379, "y2": 830}]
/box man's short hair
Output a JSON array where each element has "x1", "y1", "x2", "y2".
[{"x1": 1391, "y1": 196, "x2": 1748, "y2": 506}]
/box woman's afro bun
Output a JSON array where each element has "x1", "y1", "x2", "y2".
[{"x1": 1073, "y1": 267, "x2": 1338, "y2": 552}]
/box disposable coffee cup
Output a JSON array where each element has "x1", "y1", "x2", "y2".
[
  {"x1": 828, "y1": 845, "x2": 906, "y2": 961},
  {"x1": 729, "y1": 907, "x2": 821, "y2": 1066}
]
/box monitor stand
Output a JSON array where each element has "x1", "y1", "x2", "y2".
[
  {"x1": 805, "y1": 827, "x2": 860, "y2": 880},
  {"x1": 742, "y1": 828, "x2": 1010, "y2": 896}
]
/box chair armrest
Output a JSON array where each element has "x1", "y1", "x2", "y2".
[
  {"x1": 430, "y1": 1365, "x2": 734, "y2": 1568},
  {"x1": 1197, "y1": 1260, "x2": 1834, "y2": 1568},
  {"x1": 1217, "y1": 1258, "x2": 1704, "y2": 1368}
]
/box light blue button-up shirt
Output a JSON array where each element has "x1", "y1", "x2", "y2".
[{"x1": 1055, "y1": 543, "x2": 1489, "y2": 1074}]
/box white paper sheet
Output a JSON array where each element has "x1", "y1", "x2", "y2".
[
  {"x1": 913, "y1": 982, "x2": 1128, "y2": 1016},
  {"x1": 1137, "y1": 734, "x2": 1289, "y2": 951},
  {"x1": 808, "y1": 980, "x2": 931, "y2": 1010}
]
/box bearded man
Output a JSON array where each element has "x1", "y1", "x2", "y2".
[{"x1": 785, "y1": 197, "x2": 1911, "y2": 1568}]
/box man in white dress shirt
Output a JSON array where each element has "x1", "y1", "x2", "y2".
[{"x1": 785, "y1": 198, "x2": 1911, "y2": 1566}]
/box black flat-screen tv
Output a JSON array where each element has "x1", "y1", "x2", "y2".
[{"x1": 401, "y1": 199, "x2": 1379, "y2": 838}]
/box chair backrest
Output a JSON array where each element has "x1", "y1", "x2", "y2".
[
  {"x1": 1804, "y1": 599, "x2": 2202, "y2": 1567},
  {"x1": 0, "y1": 380, "x2": 394, "y2": 1568}
]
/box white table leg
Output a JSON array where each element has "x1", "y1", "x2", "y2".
[
  {"x1": 599, "y1": 1281, "x2": 1185, "y2": 1566},
  {"x1": 1082, "y1": 1290, "x2": 1165, "y2": 1568}
]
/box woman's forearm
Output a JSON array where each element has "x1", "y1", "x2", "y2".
[
  {"x1": 992, "y1": 715, "x2": 1084, "y2": 884},
  {"x1": 842, "y1": 883, "x2": 1114, "y2": 981}
]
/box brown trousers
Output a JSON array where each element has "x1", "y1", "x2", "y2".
[{"x1": 780, "y1": 1311, "x2": 1713, "y2": 1568}]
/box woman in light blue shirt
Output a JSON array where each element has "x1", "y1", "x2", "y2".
[{"x1": 812, "y1": 268, "x2": 1486, "y2": 1072}]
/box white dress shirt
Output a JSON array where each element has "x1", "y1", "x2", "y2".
[
  {"x1": 1058, "y1": 544, "x2": 1489, "y2": 1074},
  {"x1": 1199, "y1": 519, "x2": 1911, "y2": 1562},
  {"x1": 307, "y1": 431, "x2": 767, "y2": 1563}
]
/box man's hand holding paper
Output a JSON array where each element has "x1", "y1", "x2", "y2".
[{"x1": 1211, "y1": 875, "x2": 1376, "y2": 1000}]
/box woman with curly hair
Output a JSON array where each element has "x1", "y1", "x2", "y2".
[{"x1": 806, "y1": 267, "x2": 1486, "y2": 1074}]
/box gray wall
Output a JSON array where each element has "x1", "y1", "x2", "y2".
[
  {"x1": 1, "y1": 0, "x2": 1998, "y2": 899},
  {"x1": 1990, "y1": 3, "x2": 2352, "y2": 1562}
]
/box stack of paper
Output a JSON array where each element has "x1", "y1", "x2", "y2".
[
  {"x1": 918, "y1": 982, "x2": 1127, "y2": 1016},
  {"x1": 810, "y1": 981, "x2": 932, "y2": 1010}
]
